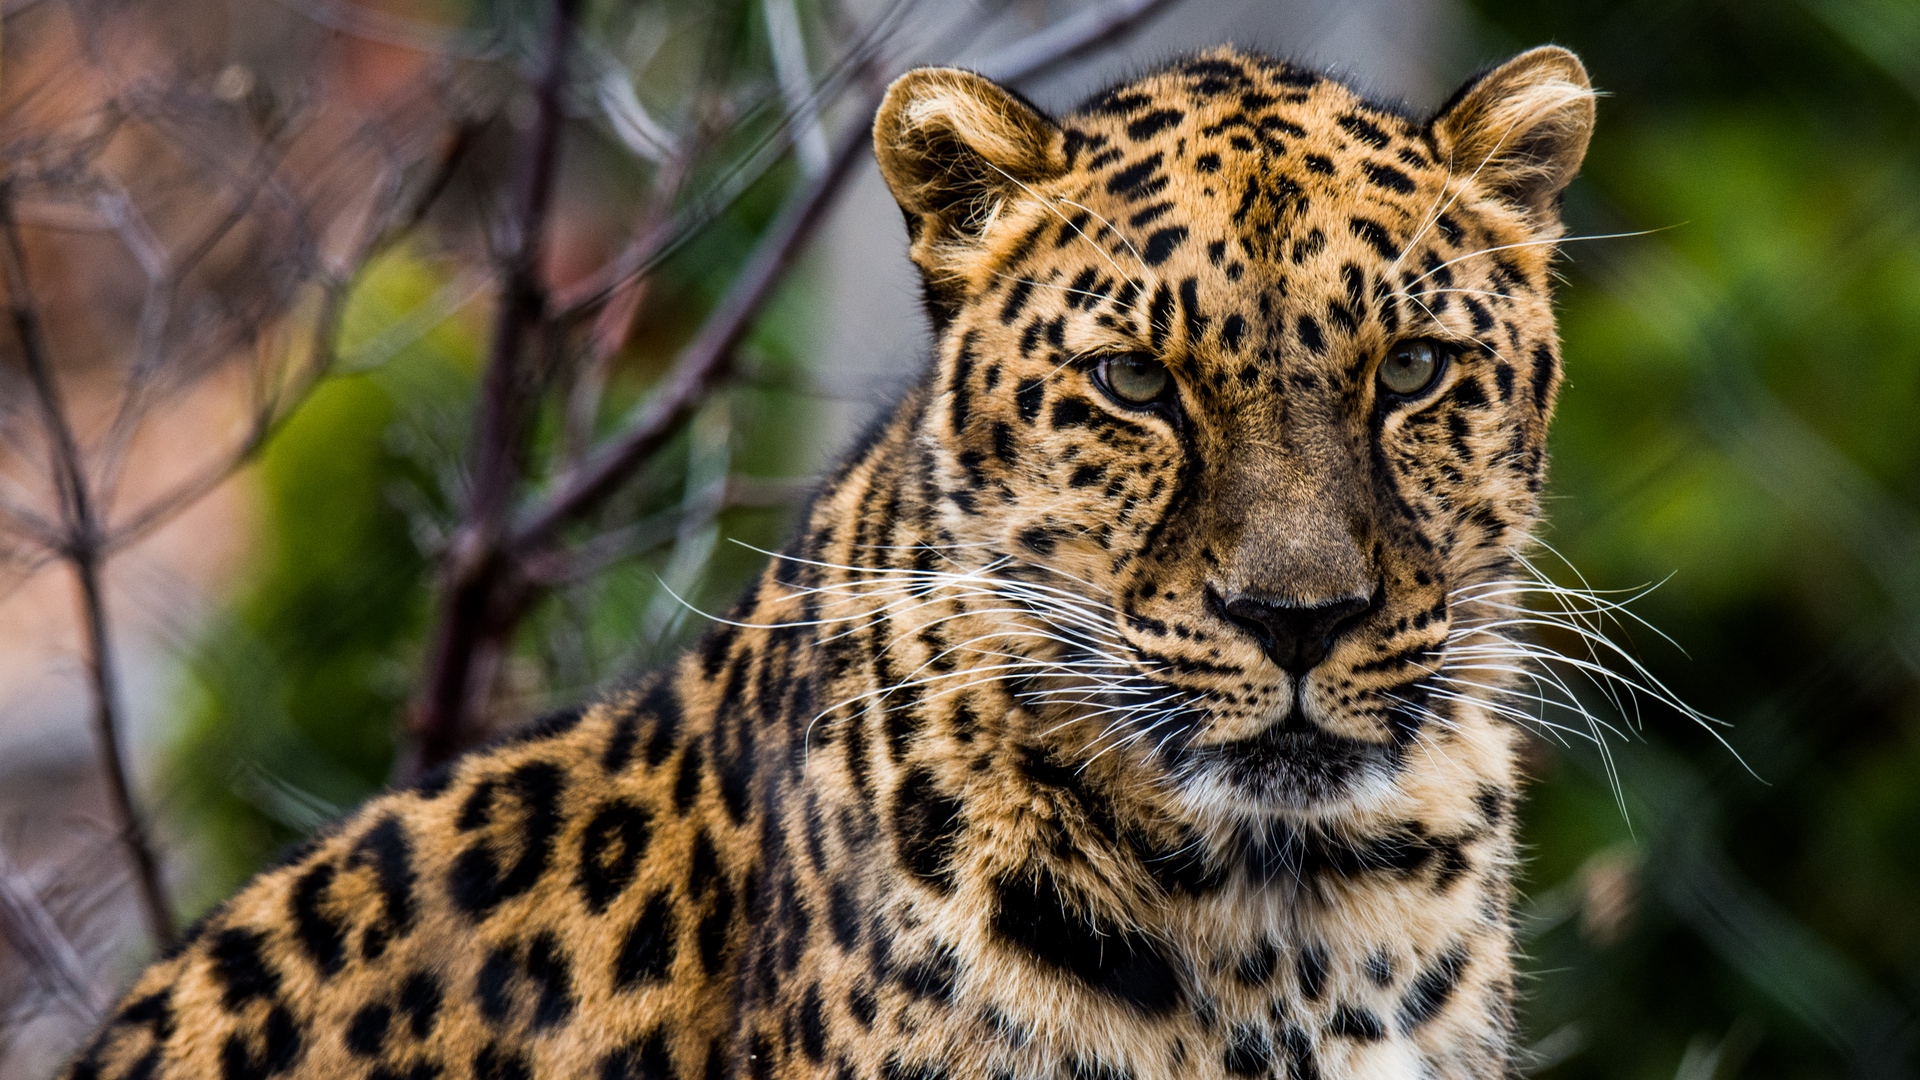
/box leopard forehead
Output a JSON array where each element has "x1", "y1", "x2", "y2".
[{"x1": 964, "y1": 50, "x2": 1552, "y2": 383}]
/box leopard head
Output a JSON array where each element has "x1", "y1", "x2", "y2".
[{"x1": 871, "y1": 47, "x2": 1595, "y2": 829}]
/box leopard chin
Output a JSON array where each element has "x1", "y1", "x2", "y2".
[{"x1": 1171, "y1": 705, "x2": 1404, "y2": 812}]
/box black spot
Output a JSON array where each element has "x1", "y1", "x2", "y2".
[
  {"x1": 796, "y1": 983, "x2": 828, "y2": 1062},
  {"x1": 1220, "y1": 313, "x2": 1246, "y2": 352},
  {"x1": 615, "y1": 893, "x2": 678, "y2": 988},
  {"x1": 115, "y1": 991, "x2": 175, "y2": 1041},
  {"x1": 1105, "y1": 153, "x2": 1166, "y2": 201},
  {"x1": 447, "y1": 761, "x2": 566, "y2": 919},
  {"x1": 1296, "y1": 314, "x2": 1324, "y2": 355},
  {"x1": 1126, "y1": 109, "x2": 1184, "y2": 140},
  {"x1": 674, "y1": 744, "x2": 704, "y2": 812},
  {"x1": 1015, "y1": 378, "x2": 1045, "y2": 423},
  {"x1": 1474, "y1": 784, "x2": 1508, "y2": 826},
  {"x1": 1000, "y1": 279, "x2": 1035, "y2": 326},
  {"x1": 345, "y1": 1003, "x2": 390, "y2": 1058},
  {"x1": 1336, "y1": 114, "x2": 1390, "y2": 148},
  {"x1": 399, "y1": 969, "x2": 443, "y2": 1039},
  {"x1": 897, "y1": 943, "x2": 960, "y2": 1003},
  {"x1": 1399, "y1": 943, "x2": 1469, "y2": 1029},
  {"x1": 525, "y1": 932, "x2": 576, "y2": 1030},
  {"x1": 1305, "y1": 154, "x2": 1334, "y2": 175},
  {"x1": 1530, "y1": 343, "x2": 1557, "y2": 410},
  {"x1": 1348, "y1": 217, "x2": 1397, "y2": 259},
  {"x1": 288, "y1": 862, "x2": 345, "y2": 977},
  {"x1": 1223, "y1": 1025, "x2": 1272, "y2": 1076},
  {"x1": 1051, "y1": 397, "x2": 1091, "y2": 428},
  {"x1": 474, "y1": 1043, "x2": 532, "y2": 1080},
  {"x1": 209, "y1": 928, "x2": 281, "y2": 1011},
  {"x1": 1279, "y1": 1026, "x2": 1321, "y2": 1080},
  {"x1": 600, "y1": 1031, "x2": 676, "y2": 1080},
  {"x1": 348, "y1": 816, "x2": 418, "y2": 961},
  {"x1": 1085, "y1": 91, "x2": 1152, "y2": 116},
  {"x1": 1295, "y1": 943, "x2": 1328, "y2": 1002},
  {"x1": 475, "y1": 945, "x2": 518, "y2": 1021},
  {"x1": 991, "y1": 421, "x2": 1017, "y2": 464},
  {"x1": 1291, "y1": 228, "x2": 1326, "y2": 265},
  {"x1": 1147, "y1": 283, "x2": 1175, "y2": 351},
  {"x1": 1069, "y1": 464, "x2": 1106, "y2": 489},
  {"x1": 1234, "y1": 941, "x2": 1277, "y2": 985},
  {"x1": 1195, "y1": 153, "x2": 1221, "y2": 173},
  {"x1": 1143, "y1": 226, "x2": 1189, "y2": 266},
  {"x1": 218, "y1": 1004, "x2": 301, "y2": 1080},
  {"x1": 1494, "y1": 362, "x2": 1516, "y2": 402},
  {"x1": 1018, "y1": 525, "x2": 1063, "y2": 556},
  {"x1": 1362, "y1": 162, "x2": 1416, "y2": 194},
  {"x1": 698, "y1": 881, "x2": 737, "y2": 974},
  {"x1": 828, "y1": 880, "x2": 862, "y2": 950},
  {"x1": 1328, "y1": 1004, "x2": 1384, "y2": 1042},
  {"x1": 639, "y1": 679, "x2": 684, "y2": 767},
  {"x1": 602, "y1": 714, "x2": 639, "y2": 774},
  {"x1": 893, "y1": 767, "x2": 965, "y2": 892},
  {"x1": 849, "y1": 984, "x2": 877, "y2": 1028},
  {"x1": 989, "y1": 870, "x2": 1180, "y2": 1014},
  {"x1": 1364, "y1": 950, "x2": 1395, "y2": 987},
  {"x1": 1178, "y1": 277, "x2": 1208, "y2": 342},
  {"x1": 577, "y1": 800, "x2": 653, "y2": 914},
  {"x1": 1129, "y1": 202, "x2": 1173, "y2": 229}
]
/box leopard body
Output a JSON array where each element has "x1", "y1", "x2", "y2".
[{"x1": 67, "y1": 44, "x2": 1596, "y2": 1080}]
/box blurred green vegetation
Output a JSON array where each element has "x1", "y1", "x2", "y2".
[
  {"x1": 1463, "y1": 0, "x2": 1920, "y2": 1076},
  {"x1": 162, "y1": 0, "x2": 1920, "y2": 1075}
]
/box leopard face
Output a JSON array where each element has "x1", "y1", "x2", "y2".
[{"x1": 875, "y1": 48, "x2": 1594, "y2": 829}]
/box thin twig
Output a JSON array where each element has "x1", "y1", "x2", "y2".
[
  {"x1": 0, "y1": 187, "x2": 176, "y2": 944},
  {"x1": 0, "y1": 843, "x2": 105, "y2": 1025}
]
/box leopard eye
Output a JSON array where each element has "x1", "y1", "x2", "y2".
[
  {"x1": 1097, "y1": 352, "x2": 1171, "y2": 406},
  {"x1": 1378, "y1": 339, "x2": 1446, "y2": 397}
]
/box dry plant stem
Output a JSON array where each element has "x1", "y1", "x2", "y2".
[
  {"x1": 411, "y1": 0, "x2": 580, "y2": 772},
  {"x1": 0, "y1": 190, "x2": 177, "y2": 944}
]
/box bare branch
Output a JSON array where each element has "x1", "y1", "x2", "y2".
[
  {"x1": 0, "y1": 187, "x2": 176, "y2": 943},
  {"x1": 408, "y1": 0, "x2": 582, "y2": 773}
]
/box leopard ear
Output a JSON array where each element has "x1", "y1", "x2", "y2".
[
  {"x1": 1431, "y1": 46, "x2": 1595, "y2": 230},
  {"x1": 874, "y1": 67, "x2": 1066, "y2": 296}
]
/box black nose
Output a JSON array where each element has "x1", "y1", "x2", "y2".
[{"x1": 1213, "y1": 590, "x2": 1373, "y2": 675}]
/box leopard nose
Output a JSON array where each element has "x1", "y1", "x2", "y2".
[{"x1": 1213, "y1": 590, "x2": 1374, "y2": 675}]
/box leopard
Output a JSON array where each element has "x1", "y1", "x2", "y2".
[{"x1": 64, "y1": 43, "x2": 1597, "y2": 1080}]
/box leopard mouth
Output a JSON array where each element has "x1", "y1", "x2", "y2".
[{"x1": 1172, "y1": 706, "x2": 1402, "y2": 808}]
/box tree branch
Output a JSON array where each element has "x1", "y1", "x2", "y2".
[
  {"x1": 408, "y1": 0, "x2": 580, "y2": 772},
  {"x1": 512, "y1": 0, "x2": 1180, "y2": 552},
  {"x1": 0, "y1": 187, "x2": 176, "y2": 944}
]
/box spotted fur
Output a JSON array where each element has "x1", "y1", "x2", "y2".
[{"x1": 67, "y1": 45, "x2": 1596, "y2": 1080}]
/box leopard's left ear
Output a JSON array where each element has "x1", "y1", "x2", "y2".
[
  {"x1": 874, "y1": 68, "x2": 1066, "y2": 310},
  {"x1": 1431, "y1": 46, "x2": 1595, "y2": 231}
]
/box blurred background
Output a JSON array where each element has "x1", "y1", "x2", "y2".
[{"x1": 1, "y1": 0, "x2": 1916, "y2": 1077}]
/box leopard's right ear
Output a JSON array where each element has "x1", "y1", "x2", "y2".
[{"x1": 874, "y1": 68, "x2": 1066, "y2": 311}]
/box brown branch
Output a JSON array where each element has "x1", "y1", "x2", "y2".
[
  {"x1": 512, "y1": 0, "x2": 1181, "y2": 552},
  {"x1": 407, "y1": 0, "x2": 580, "y2": 774},
  {"x1": 0, "y1": 187, "x2": 176, "y2": 944}
]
